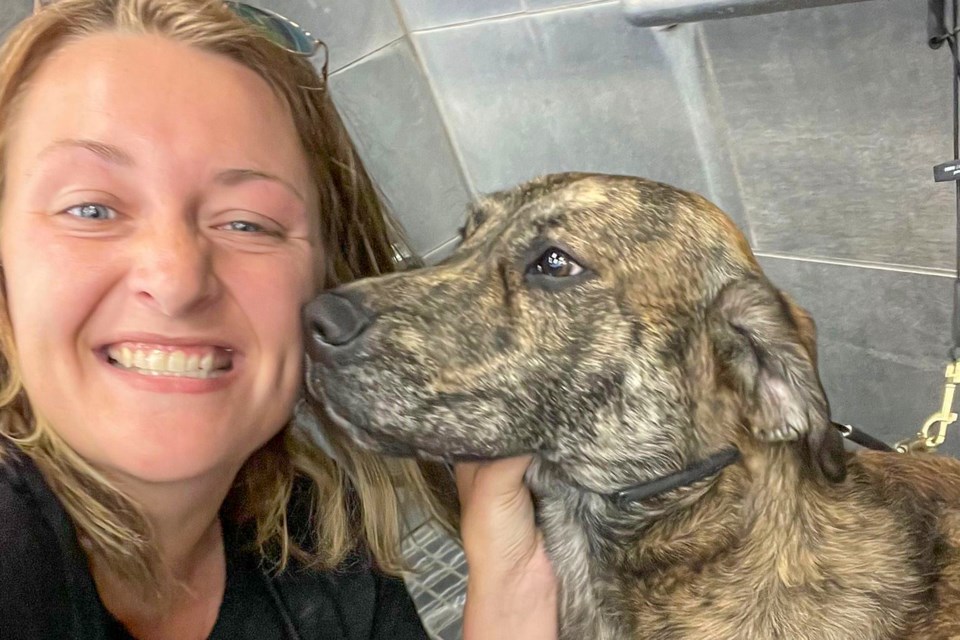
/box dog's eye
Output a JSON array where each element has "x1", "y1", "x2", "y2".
[{"x1": 530, "y1": 248, "x2": 584, "y2": 277}]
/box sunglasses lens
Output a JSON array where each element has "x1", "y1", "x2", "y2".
[{"x1": 226, "y1": 2, "x2": 317, "y2": 56}]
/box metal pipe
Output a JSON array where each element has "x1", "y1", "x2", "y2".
[{"x1": 621, "y1": 0, "x2": 875, "y2": 28}]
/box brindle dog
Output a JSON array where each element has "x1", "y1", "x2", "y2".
[{"x1": 303, "y1": 172, "x2": 960, "y2": 639}]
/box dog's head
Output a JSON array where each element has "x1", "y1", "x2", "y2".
[{"x1": 304, "y1": 173, "x2": 845, "y2": 496}]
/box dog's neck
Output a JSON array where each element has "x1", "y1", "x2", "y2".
[
  {"x1": 528, "y1": 443, "x2": 850, "y2": 640},
  {"x1": 528, "y1": 450, "x2": 744, "y2": 640}
]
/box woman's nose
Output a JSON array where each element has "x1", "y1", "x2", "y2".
[{"x1": 128, "y1": 222, "x2": 218, "y2": 317}]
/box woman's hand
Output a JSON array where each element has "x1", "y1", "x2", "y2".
[{"x1": 455, "y1": 456, "x2": 558, "y2": 640}]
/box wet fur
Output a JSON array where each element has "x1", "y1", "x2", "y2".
[{"x1": 306, "y1": 173, "x2": 960, "y2": 639}]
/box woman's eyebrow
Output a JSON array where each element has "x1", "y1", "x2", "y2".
[
  {"x1": 36, "y1": 141, "x2": 306, "y2": 204},
  {"x1": 214, "y1": 168, "x2": 306, "y2": 204},
  {"x1": 40, "y1": 138, "x2": 134, "y2": 166}
]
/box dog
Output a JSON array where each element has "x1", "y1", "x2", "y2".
[{"x1": 303, "y1": 172, "x2": 960, "y2": 639}]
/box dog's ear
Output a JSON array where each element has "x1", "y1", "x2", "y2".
[{"x1": 707, "y1": 275, "x2": 846, "y2": 483}]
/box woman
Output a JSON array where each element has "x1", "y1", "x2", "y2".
[{"x1": 0, "y1": 0, "x2": 557, "y2": 638}]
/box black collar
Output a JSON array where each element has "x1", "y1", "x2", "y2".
[
  {"x1": 608, "y1": 446, "x2": 741, "y2": 507},
  {"x1": 606, "y1": 421, "x2": 892, "y2": 507}
]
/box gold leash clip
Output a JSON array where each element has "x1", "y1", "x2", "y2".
[{"x1": 895, "y1": 360, "x2": 960, "y2": 452}]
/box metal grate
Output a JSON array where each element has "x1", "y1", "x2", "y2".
[{"x1": 402, "y1": 521, "x2": 467, "y2": 640}]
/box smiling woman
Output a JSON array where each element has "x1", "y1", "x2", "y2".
[
  {"x1": 0, "y1": 1, "x2": 456, "y2": 639},
  {"x1": 4, "y1": 34, "x2": 316, "y2": 474}
]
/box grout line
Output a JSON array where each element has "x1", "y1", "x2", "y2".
[
  {"x1": 755, "y1": 251, "x2": 956, "y2": 278},
  {"x1": 410, "y1": 0, "x2": 618, "y2": 34},
  {"x1": 329, "y1": 35, "x2": 404, "y2": 76},
  {"x1": 521, "y1": 0, "x2": 610, "y2": 9},
  {"x1": 652, "y1": 25, "x2": 751, "y2": 240},
  {"x1": 389, "y1": 0, "x2": 479, "y2": 200},
  {"x1": 423, "y1": 235, "x2": 461, "y2": 263},
  {"x1": 691, "y1": 24, "x2": 753, "y2": 247}
]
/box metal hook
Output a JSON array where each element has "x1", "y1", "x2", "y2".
[{"x1": 895, "y1": 360, "x2": 960, "y2": 452}]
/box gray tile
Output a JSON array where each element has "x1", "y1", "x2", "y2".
[
  {"x1": 253, "y1": 0, "x2": 403, "y2": 72},
  {"x1": 1, "y1": 0, "x2": 30, "y2": 40},
  {"x1": 760, "y1": 257, "x2": 952, "y2": 363},
  {"x1": 329, "y1": 38, "x2": 472, "y2": 257},
  {"x1": 758, "y1": 255, "x2": 960, "y2": 456},
  {"x1": 652, "y1": 23, "x2": 748, "y2": 239},
  {"x1": 395, "y1": 0, "x2": 521, "y2": 31},
  {"x1": 413, "y1": 3, "x2": 746, "y2": 230},
  {"x1": 704, "y1": 0, "x2": 955, "y2": 270},
  {"x1": 423, "y1": 235, "x2": 460, "y2": 264}
]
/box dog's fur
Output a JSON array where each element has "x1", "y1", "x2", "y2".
[{"x1": 305, "y1": 173, "x2": 960, "y2": 639}]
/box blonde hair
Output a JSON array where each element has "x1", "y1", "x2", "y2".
[{"x1": 0, "y1": 0, "x2": 454, "y2": 595}]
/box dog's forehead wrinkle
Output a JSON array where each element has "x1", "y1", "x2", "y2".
[
  {"x1": 467, "y1": 180, "x2": 742, "y2": 290},
  {"x1": 458, "y1": 174, "x2": 593, "y2": 248},
  {"x1": 490, "y1": 171, "x2": 596, "y2": 209}
]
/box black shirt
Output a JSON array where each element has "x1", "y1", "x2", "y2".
[
  {"x1": 100, "y1": 526, "x2": 289, "y2": 640},
  {"x1": 0, "y1": 445, "x2": 430, "y2": 640}
]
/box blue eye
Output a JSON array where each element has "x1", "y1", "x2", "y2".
[
  {"x1": 65, "y1": 203, "x2": 115, "y2": 220},
  {"x1": 224, "y1": 220, "x2": 266, "y2": 233}
]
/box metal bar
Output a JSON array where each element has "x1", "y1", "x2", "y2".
[{"x1": 621, "y1": 0, "x2": 875, "y2": 28}]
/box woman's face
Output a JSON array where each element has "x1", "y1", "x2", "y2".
[{"x1": 0, "y1": 33, "x2": 317, "y2": 484}]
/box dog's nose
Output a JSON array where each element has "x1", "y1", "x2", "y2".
[{"x1": 304, "y1": 290, "x2": 374, "y2": 360}]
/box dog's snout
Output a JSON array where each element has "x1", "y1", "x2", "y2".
[{"x1": 304, "y1": 291, "x2": 374, "y2": 360}]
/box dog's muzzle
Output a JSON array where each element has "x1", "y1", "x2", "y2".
[{"x1": 304, "y1": 290, "x2": 375, "y2": 363}]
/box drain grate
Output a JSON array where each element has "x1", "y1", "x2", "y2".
[{"x1": 402, "y1": 522, "x2": 467, "y2": 640}]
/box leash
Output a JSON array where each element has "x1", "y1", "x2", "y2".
[
  {"x1": 608, "y1": 422, "x2": 892, "y2": 507},
  {"x1": 833, "y1": 421, "x2": 894, "y2": 452}
]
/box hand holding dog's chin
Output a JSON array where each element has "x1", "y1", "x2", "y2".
[{"x1": 456, "y1": 456, "x2": 559, "y2": 640}]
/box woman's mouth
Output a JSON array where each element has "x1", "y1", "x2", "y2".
[{"x1": 104, "y1": 342, "x2": 233, "y2": 379}]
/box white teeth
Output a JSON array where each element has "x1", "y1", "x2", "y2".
[
  {"x1": 106, "y1": 346, "x2": 229, "y2": 379},
  {"x1": 146, "y1": 350, "x2": 165, "y2": 371},
  {"x1": 167, "y1": 350, "x2": 186, "y2": 373}
]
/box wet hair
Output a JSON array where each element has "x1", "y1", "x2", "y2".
[{"x1": 0, "y1": 0, "x2": 453, "y2": 596}]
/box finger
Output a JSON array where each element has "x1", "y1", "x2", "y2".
[
  {"x1": 455, "y1": 455, "x2": 533, "y2": 505},
  {"x1": 454, "y1": 460, "x2": 481, "y2": 498}
]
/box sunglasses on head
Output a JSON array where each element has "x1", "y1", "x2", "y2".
[{"x1": 33, "y1": 1, "x2": 329, "y2": 80}]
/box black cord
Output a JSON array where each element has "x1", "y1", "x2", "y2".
[
  {"x1": 953, "y1": 0, "x2": 959, "y2": 278},
  {"x1": 833, "y1": 422, "x2": 894, "y2": 452},
  {"x1": 611, "y1": 447, "x2": 741, "y2": 506},
  {"x1": 259, "y1": 570, "x2": 305, "y2": 640},
  {"x1": 942, "y1": 0, "x2": 960, "y2": 359}
]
